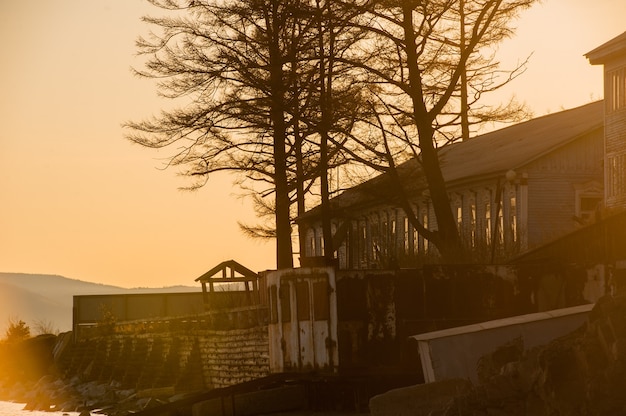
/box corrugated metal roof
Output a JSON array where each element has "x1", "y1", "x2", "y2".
[
  {"x1": 300, "y1": 100, "x2": 604, "y2": 221},
  {"x1": 439, "y1": 100, "x2": 603, "y2": 183}
]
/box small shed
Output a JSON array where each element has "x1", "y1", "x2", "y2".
[{"x1": 195, "y1": 260, "x2": 260, "y2": 310}]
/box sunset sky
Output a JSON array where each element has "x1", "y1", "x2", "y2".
[{"x1": 1, "y1": 0, "x2": 624, "y2": 288}]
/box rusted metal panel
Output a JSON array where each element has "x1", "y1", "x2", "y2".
[
  {"x1": 266, "y1": 267, "x2": 338, "y2": 373},
  {"x1": 280, "y1": 280, "x2": 298, "y2": 369},
  {"x1": 295, "y1": 279, "x2": 313, "y2": 368}
]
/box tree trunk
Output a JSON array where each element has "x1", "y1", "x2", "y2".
[
  {"x1": 460, "y1": 0, "x2": 470, "y2": 142},
  {"x1": 402, "y1": 5, "x2": 465, "y2": 262},
  {"x1": 294, "y1": 87, "x2": 308, "y2": 263},
  {"x1": 269, "y1": 3, "x2": 293, "y2": 269},
  {"x1": 317, "y1": 0, "x2": 334, "y2": 263}
]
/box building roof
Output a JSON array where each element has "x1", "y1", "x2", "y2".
[
  {"x1": 585, "y1": 31, "x2": 626, "y2": 65},
  {"x1": 299, "y1": 100, "x2": 604, "y2": 222},
  {"x1": 438, "y1": 100, "x2": 603, "y2": 183}
]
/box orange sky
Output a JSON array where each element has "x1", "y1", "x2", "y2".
[{"x1": 0, "y1": 0, "x2": 624, "y2": 288}]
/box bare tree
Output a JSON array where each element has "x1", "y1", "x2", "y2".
[
  {"x1": 126, "y1": 0, "x2": 533, "y2": 267},
  {"x1": 125, "y1": 0, "x2": 325, "y2": 269},
  {"x1": 32, "y1": 319, "x2": 59, "y2": 336},
  {"x1": 331, "y1": 0, "x2": 535, "y2": 262}
]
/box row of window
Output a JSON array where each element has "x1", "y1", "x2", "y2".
[
  {"x1": 306, "y1": 178, "x2": 608, "y2": 266},
  {"x1": 458, "y1": 195, "x2": 518, "y2": 250},
  {"x1": 307, "y1": 193, "x2": 519, "y2": 266}
]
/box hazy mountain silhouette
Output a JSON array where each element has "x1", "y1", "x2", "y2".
[{"x1": 0, "y1": 273, "x2": 200, "y2": 335}]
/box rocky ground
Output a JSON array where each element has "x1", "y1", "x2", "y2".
[
  {"x1": 0, "y1": 375, "x2": 366, "y2": 415},
  {"x1": 0, "y1": 374, "x2": 168, "y2": 414},
  {"x1": 0, "y1": 333, "x2": 184, "y2": 415}
]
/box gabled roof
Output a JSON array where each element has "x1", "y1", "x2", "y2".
[
  {"x1": 195, "y1": 260, "x2": 258, "y2": 282},
  {"x1": 585, "y1": 31, "x2": 626, "y2": 65},
  {"x1": 299, "y1": 100, "x2": 604, "y2": 221}
]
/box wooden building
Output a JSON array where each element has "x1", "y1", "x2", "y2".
[
  {"x1": 264, "y1": 32, "x2": 626, "y2": 378},
  {"x1": 298, "y1": 101, "x2": 605, "y2": 269},
  {"x1": 586, "y1": 31, "x2": 626, "y2": 211}
]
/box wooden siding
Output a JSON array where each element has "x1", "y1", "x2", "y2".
[
  {"x1": 604, "y1": 62, "x2": 626, "y2": 209},
  {"x1": 524, "y1": 130, "x2": 604, "y2": 249}
]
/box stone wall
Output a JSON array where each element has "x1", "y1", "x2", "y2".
[
  {"x1": 60, "y1": 306, "x2": 270, "y2": 392},
  {"x1": 200, "y1": 326, "x2": 270, "y2": 388}
]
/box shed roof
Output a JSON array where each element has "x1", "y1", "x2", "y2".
[
  {"x1": 195, "y1": 259, "x2": 258, "y2": 282},
  {"x1": 585, "y1": 31, "x2": 626, "y2": 65},
  {"x1": 299, "y1": 100, "x2": 603, "y2": 221}
]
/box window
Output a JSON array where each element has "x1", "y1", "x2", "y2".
[
  {"x1": 509, "y1": 196, "x2": 517, "y2": 244},
  {"x1": 485, "y1": 202, "x2": 492, "y2": 246},
  {"x1": 608, "y1": 67, "x2": 626, "y2": 112},
  {"x1": 310, "y1": 235, "x2": 316, "y2": 257},
  {"x1": 580, "y1": 197, "x2": 602, "y2": 222},
  {"x1": 607, "y1": 154, "x2": 626, "y2": 198},
  {"x1": 575, "y1": 182, "x2": 603, "y2": 223},
  {"x1": 390, "y1": 219, "x2": 397, "y2": 254},
  {"x1": 497, "y1": 206, "x2": 504, "y2": 246},
  {"x1": 360, "y1": 223, "x2": 368, "y2": 264},
  {"x1": 403, "y1": 217, "x2": 410, "y2": 254},
  {"x1": 422, "y1": 211, "x2": 429, "y2": 252},
  {"x1": 371, "y1": 218, "x2": 380, "y2": 261},
  {"x1": 381, "y1": 218, "x2": 388, "y2": 257},
  {"x1": 456, "y1": 205, "x2": 463, "y2": 238},
  {"x1": 469, "y1": 201, "x2": 476, "y2": 248}
]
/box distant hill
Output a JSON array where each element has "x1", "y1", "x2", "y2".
[{"x1": 0, "y1": 273, "x2": 200, "y2": 335}]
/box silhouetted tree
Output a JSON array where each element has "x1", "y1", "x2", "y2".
[
  {"x1": 126, "y1": 0, "x2": 535, "y2": 267},
  {"x1": 126, "y1": 0, "x2": 318, "y2": 268},
  {"x1": 32, "y1": 319, "x2": 59, "y2": 336},
  {"x1": 127, "y1": 0, "x2": 368, "y2": 267},
  {"x1": 5, "y1": 318, "x2": 30, "y2": 343},
  {"x1": 332, "y1": 0, "x2": 535, "y2": 262}
]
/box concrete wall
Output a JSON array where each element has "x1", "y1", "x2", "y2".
[
  {"x1": 411, "y1": 303, "x2": 593, "y2": 383},
  {"x1": 73, "y1": 292, "x2": 206, "y2": 331}
]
